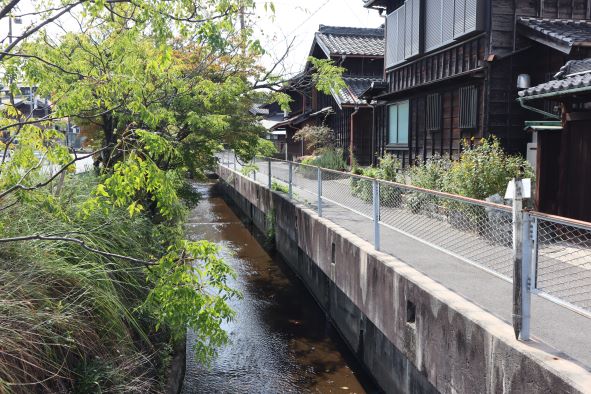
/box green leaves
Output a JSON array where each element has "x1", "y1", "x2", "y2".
[
  {"x1": 308, "y1": 57, "x2": 346, "y2": 96},
  {"x1": 143, "y1": 240, "x2": 240, "y2": 363}
]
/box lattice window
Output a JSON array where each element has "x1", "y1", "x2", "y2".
[
  {"x1": 459, "y1": 85, "x2": 478, "y2": 129},
  {"x1": 426, "y1": 93, "x2": 442, "y2": 131}
]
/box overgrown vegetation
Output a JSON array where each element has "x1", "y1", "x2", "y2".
[
  {"x1": 0, "y1": 175, "x2": 169, "y2": 392},
  {"x1": 0, "y1": 0, "x2": 345, "y2": 391},
  {"x1": 351, "y1": 154, "x2": 402, "y2": 205},
  {"x1": 406, "y1": 137, "x2": 534, "y2": 199}
]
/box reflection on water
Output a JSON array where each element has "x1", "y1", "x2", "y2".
[{"x1": 182, "y1": 183, "x2": 378, "y2": 394}]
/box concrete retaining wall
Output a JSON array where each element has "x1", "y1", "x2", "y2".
[{"x1": 217, "y1": 166, "x2": 591, "y2": 394}]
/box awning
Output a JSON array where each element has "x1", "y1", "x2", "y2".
[
  {"x1": 517, "y1": 18, "x2": 591, "y2": 55},
  {"x1": 524, "y1": 121, "x2": 563, "y2": 132},
  {"x1": 270, "y1": 107, "x2": 334, "y2": 130},
  {"x1": 519, "y1": 59, "x2": 591, "y2": 100}
]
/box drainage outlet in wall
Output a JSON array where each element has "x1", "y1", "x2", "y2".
[{"x1": 406, "y1": 300, "x2": 416, "y2": 326}]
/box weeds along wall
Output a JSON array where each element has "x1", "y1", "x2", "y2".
[{"x1": 0, "y1": 174, "x2": 181, "y2": 393}]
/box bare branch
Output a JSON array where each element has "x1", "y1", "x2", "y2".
[
  {"x1": 0, "y1": 1, "x2": 85, "y2": 62},
  {"x1": 0, "y1": 234, "x2": 154, "y2": 266},
  {"x1": 0, "y1": 0, "x2": 21, "y2": 21},
  {"x1": 0, "y1": 147, "x2": 108, "y2": 200}
]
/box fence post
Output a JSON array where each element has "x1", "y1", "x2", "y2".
[
  {"x1": 511, "y1": 178, "x2": 531, "y2": 341},
  {"x1": 531, "y1": 217, "x2": 539, "y2": 290},
  {"x1": 233, "y1": 151, "x2": 237, "y2": 171},
  {"x1": 373, "y1": 179, "x2": 381, "y2": 251},
  {"x1": 268, "y1": 158, "x2": 272, "y2": 189},
  {"x1": 288, "y1": 162, "x2": 293, "y2": 199},
  {"x1": 521, "y1": 211, "x2": 533, "y2": 341},
  {"x1": 317, "y1": 167, "x2": 323, "y2": 217},
  {"x1": 252, "y1": 158, "x2": 256, "y2": 181}
]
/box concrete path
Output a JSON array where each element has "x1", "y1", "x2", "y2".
[{"x1": 227, "y1": 159, "x2": 591, "y2": 369}]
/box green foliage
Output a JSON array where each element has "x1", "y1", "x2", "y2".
[
  {"x1": 406, "y1": 155, "x2": 452, "y2": 191},
  {"x1": 240, "y1": 162, "x2": 259, "y2": 176},
  {"x1": 144, "y1": 240, "x2": 239, "y2": 363},
  {"x1": 0, "y1": 175, "x2": 160, "y2": 392},
  {"x1": 271, "y1": 180, "x2": 289, "y2": 193},
  {"x1": 304, "y1": 148, "x2": 347, "y2": 170},
  {"x1": 350, "y1": 154, "x2": 402, "y2": 206},
  {"x1": 234, "y1": 138, "x2": 278, "y2": 162},
  {"x1": 308, "y1": 57, "x2": 346, "y2": 95},
  {"x1": 265, "y1": 209, "x2": 276, "y2": 240},
  {"x1": 446, "y1": 137, "x2": 534, "y2": 199},
  {"x1": 293, "y1": 125, "x2": 336, "y2": 154},
  {"x1": 0, "y1": 0, "x2": 360, "y2": 389}
]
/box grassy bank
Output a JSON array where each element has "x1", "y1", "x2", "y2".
[{"x1": 0, "y1": 173, "x2": 191, "y2": 393}]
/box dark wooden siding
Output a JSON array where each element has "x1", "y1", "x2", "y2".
[
  {"x1": 375, "y1": 78, "x2": 485, "y2": 167},
  {"x1": 537, "y1": 118, "x2": 591, "y2": 221},
  {"x1": 490, "y1": 0, "x2": 590, "y2": 56},
  {"x1": 386, "y1": 34, "x2": 486, "y2": 94},
  {"x1": 338, "y1": 57, "x2": 384, "y2": 77}
]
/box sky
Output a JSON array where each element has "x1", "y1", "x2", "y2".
[
  {"x1": 1, "y1": 0, "x2": 384, "y2": 80},
  {"x1": 252, "y1": 0, "x2": 384, "y2": 77}
]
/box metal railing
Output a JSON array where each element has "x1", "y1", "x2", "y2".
[{"x1": 219, "y1": 152, "x2": 591, "y2": 338}]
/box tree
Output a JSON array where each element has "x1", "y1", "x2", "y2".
[{"x1": 0, "y1": 0, "x2": 347, "y2": 389}]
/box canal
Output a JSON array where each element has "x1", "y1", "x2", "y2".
[{"x1": 182, "y1": 183, "x2": 379, "y2": 393}]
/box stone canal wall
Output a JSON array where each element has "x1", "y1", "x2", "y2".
[{"x1": 216, "y1": 166, "x2": 591, "y2": 394}]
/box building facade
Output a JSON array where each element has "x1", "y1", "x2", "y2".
[
  {"x1": 273, "y1": 25, "x2": 384, "y2": 165},
  {"x1": 363, "y1": 0, "x2": 591, "y2": 166}
]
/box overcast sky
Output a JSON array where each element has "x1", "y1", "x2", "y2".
[{"x1": 253, "y1": 0, "x2": 384, "y2": 77}]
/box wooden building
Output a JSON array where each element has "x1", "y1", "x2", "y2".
[
  {"x1": 273, "y1": 25, "x2": 384, "y2": 165},
  {"x1": 519, "y1": 59, "x2": 591, "y2": 221},
  {"x1": 362, "y1": 0, "x2": 591, "y2": 166}
]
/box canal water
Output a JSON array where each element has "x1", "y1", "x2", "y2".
[{"x1": 182, "y1": 183, "x2": 379, "y2": 394}]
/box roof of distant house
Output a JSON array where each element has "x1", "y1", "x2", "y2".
[
  {"x1": 249, "y1": 103, "x2": 270, "y2": 116},
  {"x1": 335, "y1": 76, "x2": 384, "y2": 106},
  {"x1": 314, "y1": 25, "x2": 384, "y2": 57},
  {"x1": 519, "y1": 59, "x2": 591, "y2": 99},
  {"x1": 517, "y1": 18, "x2": 591, "y2": 54}
]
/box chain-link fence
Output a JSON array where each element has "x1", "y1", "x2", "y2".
[
  {"x1": 532, "y1": 212, "x2": 591, "y2": 315},
  {"x1": 218, "y1": 152, "x2": 591, "y2": 324}
]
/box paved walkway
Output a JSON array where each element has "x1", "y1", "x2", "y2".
[{"x1": 225, "y1": 160, "x2": 591, "y2": 369}]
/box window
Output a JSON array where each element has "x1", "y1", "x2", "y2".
[
  {"x1": 459, "y1": 86, "x2": 478, "y2": 129},
  {"x1": 385, "y1": 0, "x2": 420, "y2": 68},
  {"x1": 426, "y1": 93, "x2": 442, "y2": 131},
  {"x1": 424, "y1": 0, "x2": 483, "y2": 52},
  {"x1": 388, "y1": 101, "x2": 410, "y2": 145}
]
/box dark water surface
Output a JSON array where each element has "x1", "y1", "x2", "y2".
[{"x1": 182, "y1": 183, "x2": 378, "y2": 394}]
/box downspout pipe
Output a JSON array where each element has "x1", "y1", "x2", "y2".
[
  {"x1": 350, "y1": 105, "x2": 360, "y2": 166},
  {"x1": 369, "y1": 103, "x2": 376, "y2": 167}
]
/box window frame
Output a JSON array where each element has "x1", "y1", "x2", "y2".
[
  {"x1": 458, "y1": 85, "x2": 479, "y2": 130},
  {"x1": 426, "y1": 93, "x2": 442, "y2": 132},
  {"x1": 387, "y1": 100, "x2": 410, "y2": 148}
]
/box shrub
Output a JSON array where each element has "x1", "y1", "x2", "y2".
[
  {"x1": 446, "y1": 137, "x2": 534, "y2": 200},
  {"x1": 350, "y1": 154, "x2": 402, "y2": 207},
  {"x1": 271, "y1": 180, "x2": 289, "y2": 194},
  {"x1": 0, "y1": 174, "x2": 164, "y2": 393},
  {"x1": 406, "y1": 155, "x2": 452, "y2": 213},
  {"x1": 313, "y1": 148, "x2": 347, "y2": 171},
  {"x1": 293, "y1": 125, "x2": 336, "y2": 154},
  {"x1": 297, "y1": 148, "x2": 347, "y2": 179}
]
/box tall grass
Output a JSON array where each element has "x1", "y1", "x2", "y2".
[{"x1": 0, "y1": 174, "x2": 177, "y2": 393}]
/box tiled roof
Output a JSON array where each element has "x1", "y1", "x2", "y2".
[
  {"x1": 249, "y1": 104, "x2": 270, "y2": 116},
  {"x1": 336, "y1": 76, "x2": 383, "y2": 105},
  {"x1": 517, "y1": 18, "x2": 591, "y2": 54},
  {"x1": 553, "y1": 58, "x2": 591, "y2": 78},
  {"x1": 315, "y1": 25, "x2": 384, "y2": 57},
  {"x1": 519, "y1": 59, "x2": 591, "y2": 99}
]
